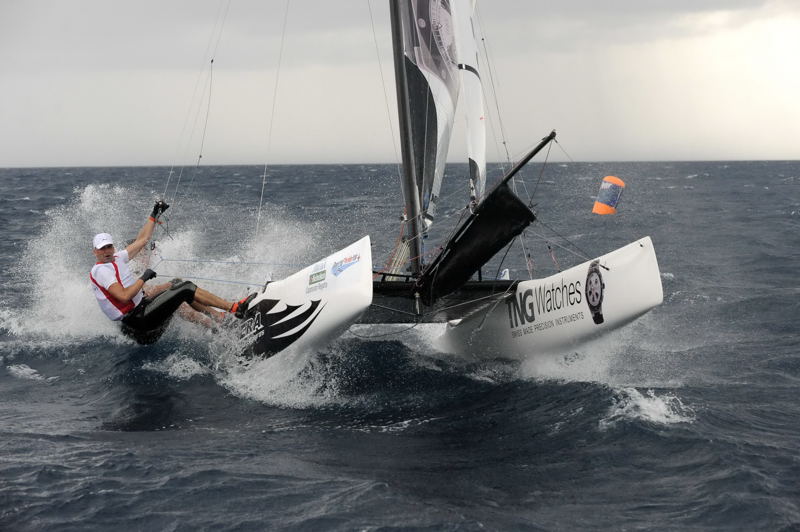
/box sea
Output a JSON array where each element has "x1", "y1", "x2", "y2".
[{"x1": 1, "y1": 160, "x2": 798, "y2": 530}]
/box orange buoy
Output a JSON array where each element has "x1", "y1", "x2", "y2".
[{"x1": 592, "y1": 175, "x2": 626, "y2": 215}]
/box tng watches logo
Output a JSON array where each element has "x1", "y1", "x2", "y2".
[{"x1": 506, "y1": 279, "x2": 583, "y2": 328}]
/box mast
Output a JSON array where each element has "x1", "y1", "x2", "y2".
[{"x1": 389, "y1": 0, "x2": 424, "y2": 276}]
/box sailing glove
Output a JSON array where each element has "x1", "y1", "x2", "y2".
[
  {"x1": 139, "y1": 269, "x2": 157, "y2": 282},
  {"x1": 150, "y1": 200, "x2": 170, "y2": 219}
]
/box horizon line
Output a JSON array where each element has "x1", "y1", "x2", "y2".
[{"x1": 4, "y1": 158, "x2": 800, "y2": 170}]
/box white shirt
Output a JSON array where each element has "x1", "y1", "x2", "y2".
[{"x1": 90, "y1": 249, "x2": 144, "y2": 321}]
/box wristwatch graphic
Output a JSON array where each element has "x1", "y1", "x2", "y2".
[{"x1": 585, "y1": 260, "x2": 605, "y2": 324}]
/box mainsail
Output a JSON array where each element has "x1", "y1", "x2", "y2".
[
  {"x1": 385, "y1": 0, "x2": 552, "y2": 309},
  {"x1": 390, "y1": 0, "x2": 460, "y2": 275}
]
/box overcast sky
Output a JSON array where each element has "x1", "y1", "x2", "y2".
[{"x1": 2, "y1": 0, "x2": 799, "y2": 166}]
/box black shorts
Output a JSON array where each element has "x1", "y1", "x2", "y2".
[{"x1": 120, "y1": 280, "x2": 197, "y2": 344}]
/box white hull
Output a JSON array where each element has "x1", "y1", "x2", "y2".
[
  {"x1": 437, "y1": 237, "x2": 663, "y2": 360},
  {"x1": 239, "y1": 236, "x2": 373, "y2": 359}
]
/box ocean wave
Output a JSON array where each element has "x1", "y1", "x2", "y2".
[{"x1": 599, "y1": 387, "x2": 695, "y2": 429}]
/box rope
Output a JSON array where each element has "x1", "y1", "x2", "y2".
[
  {"x1": 367, "y1": 0, "x2": 403, "y2": 187},
  {"x1": 475, "y1": 4, "x2": 512, "y2": 165},
  {"x1": 168, "y1": 0, "x2": 231, "y2": 206},
  {"x1": 555, "y1": 138, "x2": 577, "y2": 163},
  {"x1": 368, "y1": 303, "x2": 420, "y2": 317},
  {"x1": 152, "y1": 273, "x2": 267, "y2": 287},
  {"x1": 156, "y1": 257, "x2": 301, "y2": 268},
  {"x1": 471, "y1": 277, "x2": 518, "y2": 332},
  {"x1": 256, "y1": 0, "x2": 291, "y2": 235},
  {"x1": 347, "y1": 321, "x2": 420, "y2": 339},
  {"x1": 547, "y1": 243, "x2": 561, "y2": 272},
  {"x1": 173, "y1": 58, "x2": 216, "y2": 208},
  {"x1": 163, "y1": 0, "x2": 230, "y2": 199},
  {"x1": 534, "y1": 218, "x2": 594, "y2": 263},
  {"x1": 492, "y1": 238, "x2": 517, "y2": 280},
  {"x1": 528, "y1": 141, "x2": 554, "y2": 205},
  {"x1": 422, "y1": 291, "x2": 509, "y2": 316}
]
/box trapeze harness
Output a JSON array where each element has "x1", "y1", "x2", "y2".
[{"x1": 90, "y1": 253, "x2": 197, "y2": 345}]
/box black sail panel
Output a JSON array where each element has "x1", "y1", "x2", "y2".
[
  {"x1": 404, "y1": 55, "x2": 439, "y2": 205},
  {"x1": 415, "y1": 182, "x2": 535, "y2": 306}
]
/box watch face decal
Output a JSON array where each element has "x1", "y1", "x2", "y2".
[
  {"x1": 586, "y1": 273, "x2": 603, "y2": 306},
  {"x1": 585, "y1": 260, "x2": 605, "y2": 325}
]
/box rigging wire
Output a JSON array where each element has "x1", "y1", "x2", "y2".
[
  {"x1": 528, "y1": 140, "x2": 554, "y2": 204},
  {"x1": 492, "y1": 237, "x2": 517, "y2": 281},
  {"x1": 256, "y1": 0, "x2": 291, "y2": 236},
  {"x1": 147, "y1": 272, "x2": 268, "y2": 288},
  {"x1": 555, "y1": 138, "x2": 577, "y2": 163},
  {"x1": 368, "y1": 0, "x2": 409, "y2": 274},
  {"x1": 167, "y1": 0, "x2": 231, "y2": 206},
  {"x1": 156, "y1": 257, "x2": 301, "y2": 267},
  {"x1": 347, "y1": 320, "x2": 420, "y2": 339},
  {"x1": 475, "y1": 3, "x2": 512, "y2": 168},
  {"x1": 163, "y1": 0, "x2": 231, "y2": 200},
  {"x1": 518, "y1": 140, "x2": 553, "y2": 278},
  {"x1": 530, "y1": 219, "x2": 594, "y2": 264},
  {"x1": 472, "y1": 3, "x2": 537, "y2": 280},
  {"x1": 367, "y1": 0, "x2": 403, "y2": 187},
  {"x1": 173, "y1": 58, "x2": 216, "y2": 208}
]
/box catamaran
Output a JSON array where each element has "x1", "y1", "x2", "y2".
[{"x1": 234, "y1": 0, "x2": 663, "y2": 360}]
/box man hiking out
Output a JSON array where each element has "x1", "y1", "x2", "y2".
[{"x1": 89, "y1": 200, "x2": 256, "y2": 344}]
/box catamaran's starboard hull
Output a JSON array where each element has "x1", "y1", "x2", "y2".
[
  {"x1": 239, "y1": 236, "x2": 373, "y2": 360},
  {"x1": 437, "y1": 237, "x2": 663, "y2": 360}
]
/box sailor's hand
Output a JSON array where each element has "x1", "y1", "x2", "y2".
[
  {"x1": 139, "y1": 269, "x2": 157, "y2": 282},
  {"x1": 150, "y1": 200, "x2": 170, "y2": 219}
]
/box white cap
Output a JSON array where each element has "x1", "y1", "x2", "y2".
[{"x1": 93, "y1": 233, "x2": 114, "y2": 249}]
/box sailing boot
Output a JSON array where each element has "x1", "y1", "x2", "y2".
[{"x1": 231, "y1": 293, "x2": 257, "y2": 319}]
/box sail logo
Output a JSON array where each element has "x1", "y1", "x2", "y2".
[
  {"x1": 506, "y1": 279, "x2": 583, "y2": 328},
  {"x1": 331, "y1": 254, "x2": 360, "y2": 276}
]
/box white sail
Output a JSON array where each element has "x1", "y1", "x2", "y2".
[
  {"x1": 452, "y1": 0, "x2": 486, "y2": 202},
  {"x1": 391, "y1": 0, "x2": 461, "y2": 240}
]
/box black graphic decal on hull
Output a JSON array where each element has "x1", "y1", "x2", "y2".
[{"x1": 243, "y1": 299, "x2": 325, "y2": 359}]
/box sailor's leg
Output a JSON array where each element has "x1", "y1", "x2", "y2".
[
  {"x1": 144, "y1": 282, "x2": 171, "y2": 298},
  {"x1": 188, "y1": 301, "x2": 225, "y2": 322},
  {"x1": 142, "y1": 281, "x2": 198, "y2": 323},
  {"x1": 121, "y1": 281, "x2": 198, "y2": 343},
  {"x1": 177, "y1": 302, "x2": 216, "y2": 328},
  {"x1": 191, "y1": 287, "x2": 235, "y2": 312}
]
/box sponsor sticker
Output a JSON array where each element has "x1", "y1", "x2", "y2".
[
  {"x1": 331, "y1": 254, "x2": 360, "y2": 276},
  {"x1": 308, "y1": 270, "x2": 326, "y2": 286},
  {"x1": 506, "y1": 277, "x2": 588, "y2": 337}
]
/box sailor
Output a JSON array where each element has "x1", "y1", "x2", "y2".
[
  {"x1": 126, "y1": 239, "x2": 225, "y2": 329},
  {"x1": 89, "y1": 201, "x2": 256, "y2": 344}
]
